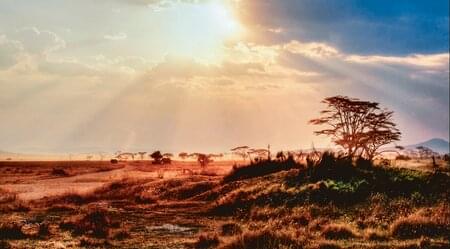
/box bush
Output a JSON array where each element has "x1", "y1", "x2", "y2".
[
  {"x1": 60, "y1": 208, "x2": 112, "y2": 238},
  {"x1": 223, "y1": 158, "x2": 300, "y2": 183},
  {"x1": 37, "y1": 222, "x2": 50, "y2": 238},
  {"x1": 51, "y1": 168, "x2": 69, "y2": 177},
  {"x1": 195, "y1": 233, "x2": 220, "y2": 249},
  {"x1": 0, "y1": 222, "x2": 26, "y2": 240},
  {"x1": 0, "y1": 240, "x2": 11, "y2": 249},
  {"x1": 220, "y1": 222, "x2": 242, "y2": 236}
]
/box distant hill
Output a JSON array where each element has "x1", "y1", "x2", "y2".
[{"x1": 405, "y1": 138, "x2": 449, "y2": 154}]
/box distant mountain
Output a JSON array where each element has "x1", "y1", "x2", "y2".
[{"x1": 405, "y1": 138, "x2": 449, "y2": 154}]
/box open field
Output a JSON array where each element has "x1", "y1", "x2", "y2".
[{"x1": 0, "y1": 157, "x2": 449, "y2": 249}]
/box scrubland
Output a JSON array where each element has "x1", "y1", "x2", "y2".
[{"x1": 0, "y1": 155, "x2": 449, "y2": 248}]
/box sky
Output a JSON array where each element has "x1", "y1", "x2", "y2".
[{"x1": 0, "y1": 0, "x2": 449, "y2": 154}]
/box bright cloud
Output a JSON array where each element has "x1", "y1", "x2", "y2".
[{"x1": 0, "y1": 0, "x2": 448, "y2": 153}]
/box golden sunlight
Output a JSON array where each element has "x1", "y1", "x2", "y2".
[{"x1": 161, "y1": 0, "x2": 243, "y2": 62}]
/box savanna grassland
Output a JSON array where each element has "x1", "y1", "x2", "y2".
[{"x1": 0, "y1": 155, "x2": 449, "y2": 249}]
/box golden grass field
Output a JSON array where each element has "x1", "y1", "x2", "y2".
[{"x1": 0, "y1": 157, "x2": 449, "y2": 249}]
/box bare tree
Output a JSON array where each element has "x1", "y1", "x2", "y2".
[{"x1": 309, "y1": 96, "x2": 401, "y2": 160}]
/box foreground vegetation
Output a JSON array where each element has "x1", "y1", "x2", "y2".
[{"x1": 0, "y1": 155, "x2": 449, "y2": 248}]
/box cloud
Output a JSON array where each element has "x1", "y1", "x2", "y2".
[
  {"x1": 283, "y1": 40, "x2": 341, "y2": 58},
  {"x1": 103, "y1": 32, "x2": 127, "y2": 41},
  {"x1": 235, "y1": 0, "x2": 449, "y2": 55},
  {"x1": 0, "y1": 35, "x2": 23, "y2": 69},
  {"x1": 346, "y1": 53, "x2": 449, "y2": 70},
  {"x1": 12, "y1": 27, "x2": 66, "y2": 55}
]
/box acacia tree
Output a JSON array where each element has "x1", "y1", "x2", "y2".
[
  {"x1": 178, "y1": 152, "x2": 189, "y2": 160},
  {"x1": 137, "y1": 152, "x2": 147, "y2": 160},
  {"x1": 309, "y1": 96, "x2": 401, "y2": 160},
  {"x1": 197, "y1": 153, "x2": 213, "y2": 168},
  {"x1": 231, "y1": 146, "x2": 251, "y2": 162}
]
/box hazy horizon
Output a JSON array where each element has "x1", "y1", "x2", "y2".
[{"x1": 1, "y1": 0, "x2": 449, "y2": 154}]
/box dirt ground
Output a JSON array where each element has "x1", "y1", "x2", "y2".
[
  {"x1": 0, "y1": 160, "x2": 235, "y2": 248},
  {"x1": 0, "y1": 160, "x2": 232, "y2": 200}
]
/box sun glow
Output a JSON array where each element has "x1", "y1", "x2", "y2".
[{"x1": 159, "y1": 0, "x2": 244, "y2": 62}]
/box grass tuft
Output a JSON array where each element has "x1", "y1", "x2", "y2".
[{"x1": 321, "y1": 223, "x2": 358, "y2": 240}]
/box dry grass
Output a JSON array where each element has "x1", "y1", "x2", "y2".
[
  {"x1": 1, "y1": 158, "x2": 449, "y2": 248},
  {"x1": 320, "y1": 223, "x2": 359, "y2": 240},
  {"x1": 0, "y1": 188, "x2": 17, "y2": 203},
  {"x1": 160, "y1": 181, "x2": 218, "y2": 200},
  {"x1": 363, "y1": 228, "x2": 388, "y2": 241},
  {"x1": 390, "y1": 204, "x2": 450, "y2": 239},
  {"x1": 223, "y1": 159, "x2": 300, "y2": 183},
  {"x1": 60, "y1": 208, "x2": 113, "y2": 238},
  {"x1": 37, "y1": 177, "x2": 151, "y2": 207},
  {"x1": 218, "y1": 229, "x2": 303, "y2": 249},
  {"x1": 0, "y1": 188, "x2": 30, "y2": 213},
  {"x1": 78, "y1": 236, "x2": 111, "y2": 247}
]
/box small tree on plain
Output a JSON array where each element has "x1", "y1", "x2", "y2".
[
  {"x1": 178, "y1": 152, "x2": 189, "y2": 160},
  {"x1": 150, "y1": 151, "x2": 163, "y2": 164},
  {"x1": 137, "y1": 152, "x2": 147, "y2": 160},
  {"x1": 231, "y1": 146, "x2": 251, "y2": 163},
  {"x1": 197, "y1": 153, "x2": 212, "y2": 168}
]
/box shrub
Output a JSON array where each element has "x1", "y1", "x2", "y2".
[
  {"x1": 195, "y1": 233, "x2": 220, "y2": 249},
  {"x1": 0, "y1": 222, "x2": 26, "y2": 240},
  {"x1": 60, "y1": 208, "x2": 112, "y2": 238},
  {"x1": 51, "y1": 168, "x2": 69, "y2": 177},
  {"x1": 321, "y1": 224, "x2": 358, "y2": 240},
  {"x1": 37, "y1": 222, "x2": 50, "y2": 238},
  {"x1": 223, "y1": 158, "x2": 300, "y2": 183},
  {"x1": 0, "y1": 240, "x2": 11, "y2": 249},
  {"x1": 220, "y1": 222, "x2": 242, "y2": 236}
]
